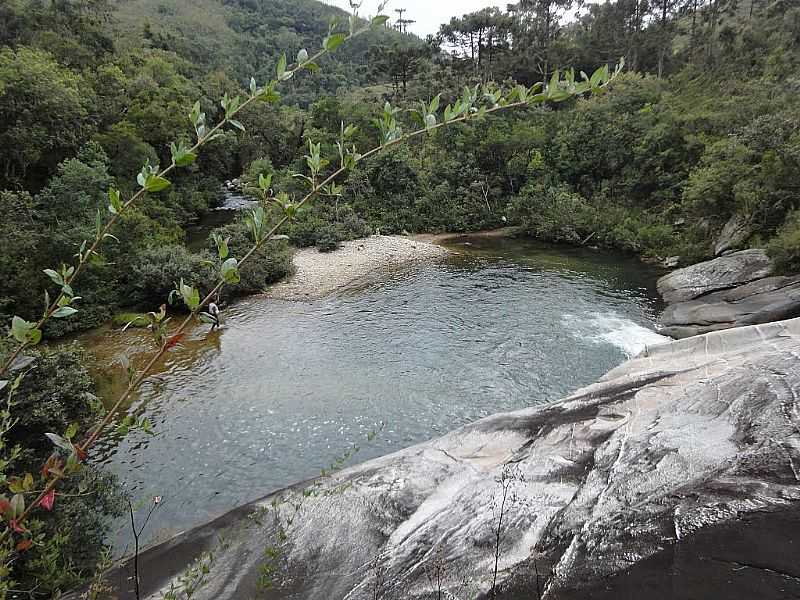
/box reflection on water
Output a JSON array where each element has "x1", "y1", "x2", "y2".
[{"x1": 80, "y1": 237, "x2": 666, "y2": 551}]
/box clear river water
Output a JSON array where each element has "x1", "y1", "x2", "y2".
[{"x1": 80, "y1": 236, "x2": 667, "y2": 552}]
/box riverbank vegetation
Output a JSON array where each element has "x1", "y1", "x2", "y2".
[
  {"x1": 1, "y1": 0, "x2": 798, "y2": 334},
  {"x1": 0, "y1": 0, "x2": 798, "y2": 596}
]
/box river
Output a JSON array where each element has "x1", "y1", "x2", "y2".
[{"x1": 79, "y1": 236, "x2": 667, "y2": 552}]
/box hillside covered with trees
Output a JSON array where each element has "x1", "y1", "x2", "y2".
[
  {"x1": 1, "y1": 0, "x2": 798, "y2": 333},
  {"x1": 0, "y1": 0, "x2": 798, "y2": 596}
]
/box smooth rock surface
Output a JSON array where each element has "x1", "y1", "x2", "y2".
[
  {"x1": 714, "y1": 214, "x2": 752, "y2": 256},
  {"x1": 657, "y1": 249, "x2": 773, "y2": 304},
  {"x1": 660, "y1": 275, "x2": 800, "y2": 338},
  {"x1": 94, "y1": 318, "x2": 800, "y2": 600}
]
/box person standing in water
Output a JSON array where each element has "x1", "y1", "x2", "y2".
[{"x1": 207, "y1": 301, "x2": 221, "y2": 331}]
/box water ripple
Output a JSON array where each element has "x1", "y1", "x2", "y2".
[{"x1": 84, "y1": 238, "x2": 666, "y2": 550}]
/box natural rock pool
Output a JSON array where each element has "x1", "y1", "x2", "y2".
[{"x1": 80, "y1": 236, "x2": 667, "y2": 551}]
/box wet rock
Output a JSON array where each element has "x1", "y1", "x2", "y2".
[
  {"x1": 657, "y1": 249, "x2": 773, "y2": 304},
  {"x1": 714, "y1": 214, "x2": 752, "y2": 256},
  {"x1": 663, "y1": 255, "x2": 681, "y2": 268},
  {"x1": 97, "y1": 319, "x2": 800, "y2": 600},
  {"x1": 660, "y1": 275, "x2": 800, "y2": 338}
]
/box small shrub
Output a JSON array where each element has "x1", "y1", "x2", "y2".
[
  {"x1": 125, "y1": 245, "x2": 216, "y2": 308},
  {"x1": 334, "y1": 206, "x2": 372, "y2": 241},
  {"x1": 210, "y1": 218, "x2": 294, "y2": 294},
  {"x1": 285, "y1": 214, "x2": 326, "y2": 247},
  {"x1": 768, "y1": 210, "x2": 800, "y2": 274},
  {"x1": 3, "y1": 346, "x2": 123, "y2": 596},
  {"x1": 315, "y1": 225, "x2": 340, "y2": 253},
  {"x1": 509, "y1": 182, "x2": 596, "y2": 244}
]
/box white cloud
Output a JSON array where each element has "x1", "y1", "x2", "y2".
[
  {"x1": 324, "y1": 0, "x2": 506, "y2": 38},
  {"x1": 324, "y1": 0, "x2": 604, "y2": 38}
]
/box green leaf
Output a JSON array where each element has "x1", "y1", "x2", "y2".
[
  {"x1": 548, "y1": 89, "x2": 573, "y2": 102},
  {"x1": 10, "y1": 316, "x2": 41, "y2": 345},
  {"x1": 590, "y1": 64, "x2": 608, "y2": 88},
  {"x1": 144, "y1": 175, "x2": 172, "y2": 193},
  {"x1": 140, "y1": 418, "x2": 154, "y2": 435},
  {"x1": 324, "y1": 33, "x2": 346, "y2": 53},
  {"x1": 65, "y1": 422, "x2": 79, "y2": 440},
  {"x1": 221, "y1": 258, "x2": 241, "y2": 284},
  {"x1": 259, "y1": 83, "x2": 281, "y2": 104},
  {"x1": 52, "y1": 306, "x2": 78, "y2": 319},
  {"x1": 43, "y1": 269, "x2": 63, "y2": 286},
  {"x1": 212, "y1": 233, "x2": 229, "y2": 260},
  {"x1": 190, "y1": 101, "x2": 202, "y2": 126},
  {"x1": 10, "y1": 494, "x2": 24, "y2": 519},
  {"x1": 548, "y1": 70, "x2": 560, "y2": 94},
  {"x1": 28, "y1": 328, "x2": 42, "y2": 345},
  {"x1": 276, "y1": 53, "x2": 287, "y2": 79},
  {"x1": 229, "y1": 119, "x2": 245, "y2": 132},
  {"x1": 171, "y1": 142, "x2": 197, "y2": 167},
  {"x1": 179, "y1": 279, "x2": 201, "y2": 311},
  {"x1": 45, "y1": 432, "x2": 73, "y2": 451},
  {"x1": 372, "y1": 15, "x2": 390, "y2": 28},
  {"x1": 108, "y1": 187, "x2": 123, "y2": 214}
]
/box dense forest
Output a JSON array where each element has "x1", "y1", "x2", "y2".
[{"x1": 0, "y1": 0, "x2": 798, "y2": 595}]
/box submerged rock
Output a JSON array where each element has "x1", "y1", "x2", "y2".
[
  {"x1": 657, "y1": 249, "x2": 773, "y2": 304},
  {"x1": 660, "y1": 274, "x2": 800, "y2": 338},
  {"x1": 95, "y1": 319, "x2": 800, "y2": 600}
]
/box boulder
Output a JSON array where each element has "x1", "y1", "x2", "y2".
[
  {"x1": 660, "y1": 275, "x2": 800, "y2": 338},
  {"x1": 663, "y1": 255, "x2": 681, "y2": 268},
  {"x1": 714, "y1": 214, "x2": 752, "y2": 256},
  {"x1": 657, "y1": 249, "x2": 773, "y2": 304},
  {"x1": 95, "y1": 319, "x2": 800, "y2": 600}
]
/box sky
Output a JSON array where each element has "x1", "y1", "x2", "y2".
[{"x1": 327, "y1": 0, "x2": 602, "y2": 38}]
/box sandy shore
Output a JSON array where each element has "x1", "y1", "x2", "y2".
[{"x1": 265, "y1": 235, "x2": 450, "y2": 300}]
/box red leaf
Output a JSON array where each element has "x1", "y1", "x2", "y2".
[
  {"x1": 0, "y1": 499, "x2": 10, "y2": 514},
  {"x1": 42, "y1": 454, "x2": 63, "y2": 478},
  {"x1": 10, "y1": 519, "x2": 26, "y2": 534},
  {"x1": 73, "y1": 444, "x2": 87, "y2": 461},
  {"x1": 16, "y1": 539, "x2": 33, "y2": 552},
  {"x1": 164, "y1": 333, "x2": 184, "y2": 350},
  {"x1": 39, "y1": 489, "x2": 55, "y2": 512}
]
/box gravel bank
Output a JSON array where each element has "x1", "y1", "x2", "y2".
[{"x1": 265, "y1": 235, "x2": 450, "y2": 300}]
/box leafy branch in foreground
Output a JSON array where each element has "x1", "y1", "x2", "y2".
[
  {"x1": 0, "y1": 2, "x2": 622, "y2": 566},
  {"x1": 0, "y1": 5, "x2": 391, "y2": 381},
  {"x1": 0, "y1": 0, "x2": 389, "y2": 573}
]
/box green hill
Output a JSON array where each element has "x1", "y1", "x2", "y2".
[{"x1": 112, "y1": 0, "x2": 402, "y2": 105}]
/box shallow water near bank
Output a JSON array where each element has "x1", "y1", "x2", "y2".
[{"x1": 81, "y1": 236, "x2": 666, "y2": 552}]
